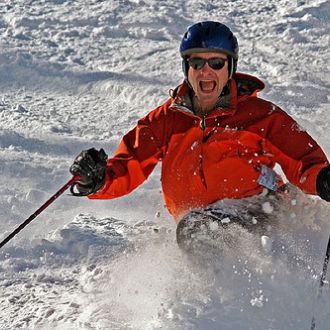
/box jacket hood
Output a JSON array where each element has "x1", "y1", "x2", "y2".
[{"x1": 235, "y1": 72, "x2": 265, "y2": 97}]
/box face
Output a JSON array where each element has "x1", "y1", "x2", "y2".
[{"x1": 187, "y1": 52, "x2": 229, "y2": 112}]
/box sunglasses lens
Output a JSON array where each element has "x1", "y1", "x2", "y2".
[
  {"x1": 188, "y1": 58, "x2": 205, "y2": 70},
  {"x1": 188, "y1": 57, "x2": 226, "y2": 70},
  {"x1": 208, "y1": 58, "x2": 226, "y2": 70}
]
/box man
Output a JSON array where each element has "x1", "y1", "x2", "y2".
[{"x1": 70, "y1": 21, "x2": 330, "y2": 250}]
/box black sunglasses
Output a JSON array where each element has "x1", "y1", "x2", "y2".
[{"x1": 188, "y1": 57, "x2": 227, "y2": 70}]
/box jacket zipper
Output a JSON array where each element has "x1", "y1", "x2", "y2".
[{"x1": 200, "y1": 115, "x2": 206, "y2": 130}]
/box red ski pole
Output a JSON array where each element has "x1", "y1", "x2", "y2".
[
  {"x1": 310, "y1": 233, "x2": 330, "y2": 329},
  {"x1": 0, "y1": 176, "x2": 79, "y2": 249}
]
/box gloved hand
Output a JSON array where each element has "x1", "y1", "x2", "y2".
[
  {"x1": 70, "y1": 148, "x2": 108, "y2": 196},
  {"x1": 316, "y1": 165, "x2": 330, "y2": 202}
]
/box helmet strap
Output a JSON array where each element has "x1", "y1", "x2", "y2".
[{"x1": 228, "y1": 57, "x2": 234, "y2": 80}]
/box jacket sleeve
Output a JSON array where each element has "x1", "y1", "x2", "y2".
[
  {"x1": 263, "y1": 107, "x2": 328, "y2": 194},
  {"x1": 89, "y1": 104, "x2": 171, "y2": 200}
]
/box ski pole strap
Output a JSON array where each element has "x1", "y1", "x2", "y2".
[
  {"x1": 70, "y1": 181, "x2": 92, "y2": 196},
  {"x1": 0, "y1": 176, "x2": 79, "y2": 250}
]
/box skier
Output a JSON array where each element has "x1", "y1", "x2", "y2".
[{"x1": 70, "y1": 21, "x2": 330, "y2": 251}]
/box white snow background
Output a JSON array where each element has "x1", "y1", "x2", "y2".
[{"x1": 0, "y1": 0, "x2": 330, "y2": 329}]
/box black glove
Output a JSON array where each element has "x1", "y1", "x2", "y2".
[
  {"x1": 70, "y1": 148, "x2": 108, "y2": 196},
  {"x1": 316, "y1": 165, "x2": 330, "y2": 202}
]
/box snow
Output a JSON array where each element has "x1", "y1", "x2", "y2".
[
  {"x1": 262, "y1": 201, "x2": 274, "y2": 214},
  {"x1": 0, "y1": 0, "x2": 330, "y2": 329},
  {"x1": 260, "y1": 235, "x2": 273, "y2": 253}
]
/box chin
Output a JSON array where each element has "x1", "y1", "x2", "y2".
[{"x1": 199, "y1": 94, "x2": 218, "y2": 104}]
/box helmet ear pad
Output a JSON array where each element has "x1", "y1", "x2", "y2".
[{"x1": 182, "y1": 57, "x2": 190, "y2": 79}]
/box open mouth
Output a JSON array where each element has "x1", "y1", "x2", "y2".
[{"x1": 199, "y1": 80, "x2": 216, "y2": 92}]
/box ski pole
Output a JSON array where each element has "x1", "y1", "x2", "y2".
[
  {"x1": 310, "y1": 233, "x2": 330, "y2": 329},
  {"x1": 0, "y1": 176, "x2": 79, "y2": 250}
]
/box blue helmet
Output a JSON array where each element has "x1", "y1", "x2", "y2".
[{"x1": 180, "y1": 21, "x2": 239, "y2": 78}]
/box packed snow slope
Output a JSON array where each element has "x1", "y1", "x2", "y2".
[{"x1": 0, "y1": 0, "x2": 330, "y2": 329}]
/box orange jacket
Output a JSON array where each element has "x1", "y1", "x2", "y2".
[{"x1": 90, "y1": 73, "x2": 328, "y2": 222}]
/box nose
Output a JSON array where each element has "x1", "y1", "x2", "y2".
[{"x1": 200, "y1": 62, "x2": 214, "y2": 74}]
